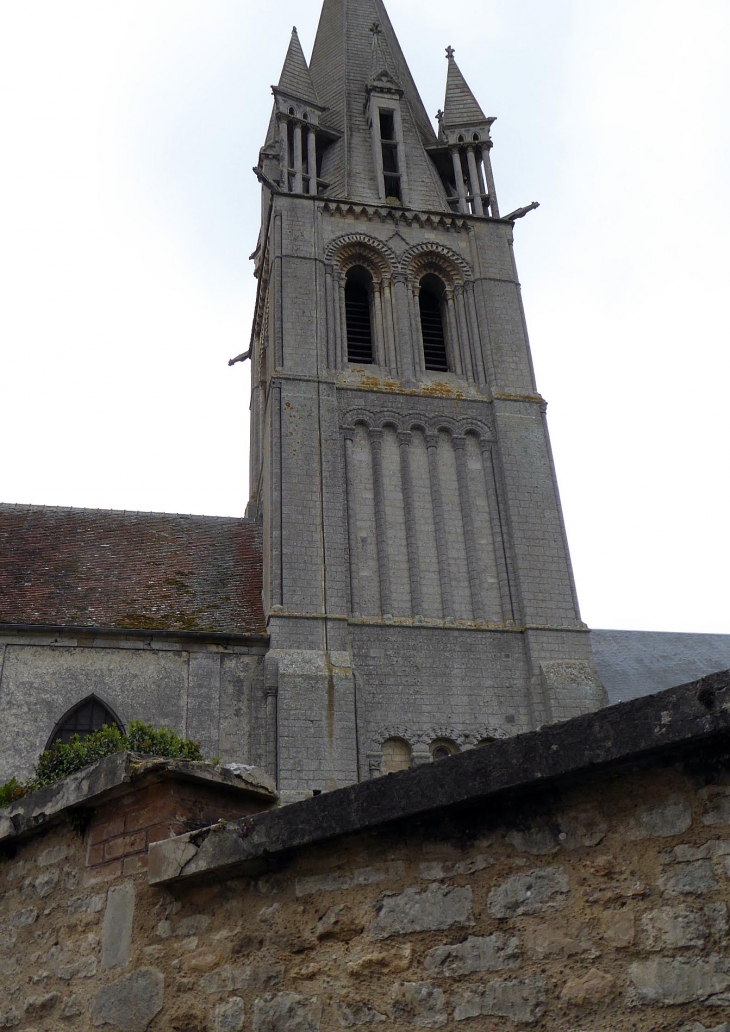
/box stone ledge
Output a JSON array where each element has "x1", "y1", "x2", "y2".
[
  {"x1": 0, "y1": 752, "x2": 277, "y2": 845},
  {"x1": 148, "y1": 670, "x2": 730, "y2": 885}
]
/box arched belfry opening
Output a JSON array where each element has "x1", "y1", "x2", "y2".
[
  {"x1": 47, "y1": 695, "x2": 124, "y2": 749},
  {"x1": 345, "y1": 265, "x2": 374, "y2": 365},
  {"x1": 419, "y1": 274, "x2": 449, "y2": 372}
]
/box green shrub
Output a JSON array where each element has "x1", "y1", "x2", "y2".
[
  {"x1": 0, "y1": 779, "x2": 24, "y2": 807},
  {"x1": 29, "y1": 721, "x2": 203, "y2": 791}
]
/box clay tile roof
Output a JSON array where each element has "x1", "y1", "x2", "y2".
[{"x1": 0, "y1": 504, "x2": 265, "y2": 636}]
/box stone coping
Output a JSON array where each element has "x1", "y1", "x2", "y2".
[
  {"x1": 0, "y1": 752, "x2": 277, "y2": 845},
  {"x1": 148, "y1": 670, "x2": 730, "y2": 886}
]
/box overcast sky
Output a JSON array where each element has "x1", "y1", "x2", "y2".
[{"x1": 0, "y1": 0, "x2": 728, "y2": 635}]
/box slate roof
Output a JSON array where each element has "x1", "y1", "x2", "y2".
[
  {"x1": 277, "y1": 27, "x2": 321, "y2": 107},
  {"x1": 442, "y1": 52, "x2": 488, "y2": 127},
  {"x1": 307, "y1": 0, "x2": 450, "y2": 209},
  {"x1": 0, "y1": 504, "x2": 266, "y2": 636}
]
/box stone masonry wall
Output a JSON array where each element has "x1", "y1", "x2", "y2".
[{"x1": 2, "y1": 760, "x2": 730, "y2": 1031}]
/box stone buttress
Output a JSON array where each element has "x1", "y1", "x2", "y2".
[{"x1": 247, "y1": 1, "x2": 605, "y2": 800}]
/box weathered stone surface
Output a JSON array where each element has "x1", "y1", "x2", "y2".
[
  {"x1": 333, "y1": 999, "x2": 387, "y2": 1026},
  {"x1": 641, "y1": 905, "x2": 708, "y2": 950},
  {"x1": 627, "y1": 795, "x2": 693, "y2": 840},
  {"x1": 91, "y1": 967, "x2": 165, "y2": 1031},
  {"x1": 346, "y1": 946, "x2": 412, "y2": 977},
  {"x1": 391, "y1": 983, "x2": 446, "y2": 1028},
  {"x1": 424, "y1": 935, "x2": 520, "y2": 976},
  {"x1": 11, "y1": 907, "x2": 38, "y2": 927},
  {"x1": 253, "y1": 993, "x2": 322, "y2": 1032},
  {"x1": 0, "y1": 1008, "x2": 20, "y2": 1027},
  {"x1": 523, "y1": 921, "x2": 592, "y2": 959},
  {"x1": 314, "y1": 905, "x2": 363, "y2": 942},
  {"x1": 102, "y1": 882, "x2": 135, "y2": 969},
  {"x1": 214, "y1": 997, "x2": 245, "y2": 1032},
  {"x1": 658, "y1": 859, "x2": 718, "y2": 896},
  {"x1": 34, "y1": 869, "x2": 59, "y2": 898},
  {"x1": 372, "y1": 885, "x2": 472, "y2": 939},
  {"x1": 701, "y1": 788, "x2": 730, "y2": 827},
  {"x1": 556, "y1": 805, "x2": 608, "y2": 849},
  {"x1": 200, "y1": 963, "x2": 283, "y2": 993},
  {"x1": 680, "y1": 1024, "x2": 730, "y2": 1032},
  {"x1": 24, "y1": 993, "x2": 60, "y2": 1015},
  {"x1": 561, "y1": 968, "x2": 615, "y2": 1004},
  {"x1": 506, "y1": 824, "x2": 558, "y2": 855},
  {"x1": 629, "y1": 956, "x2": 730, "y2": 1005},
  {"x1": 36, "y1": 845, "x2": 69, "y2": 867},
  {"x1": 52, "y1": 950, "x2": 97, "y2": 980},
  {"x1": 601, "y1": 909, "x2": 635, "y2": 948},
  {"x1": 61, "y1": 995, "x2": 81, "y2": 1018},
  {"x1": 706, "y1": 902, "x2": 730, "y2": 937},
  {"x1": 295, "y1": 874, "x2": 351, "y2": 897},
  {"x1": 487, "y1": 866, "x2": 569, "y2": 918},
  {"x1": 453, "y1": 975, "x2": 547, "y2": 1024}
]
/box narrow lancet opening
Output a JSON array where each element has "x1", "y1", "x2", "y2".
[
  {"x1": 345, "y1": 266, "x2": 374, "y2": 364},
  {"x1": 379, "y1": 109, "x2": 402, "y2": 204},
  {"x1": 419, "y1": 275, "x2": 449, "y2": 372}
]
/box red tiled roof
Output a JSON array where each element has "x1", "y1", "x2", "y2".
[{"x1": 0, "y1": 505, "x2": 265, "y2": 636}]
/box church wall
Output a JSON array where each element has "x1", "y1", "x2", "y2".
[
  {"x1": 0, "y1": 636, "x2": 266, "y2": 783},
  {"x1": 2, "y1": 749, "x2": 729, "y2": 1029},
  {"x1": 349, "y1": 624, "x2": 532, "y2": 771}
]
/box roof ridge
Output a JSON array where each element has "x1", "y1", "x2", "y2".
[{"x1": 0, "y1": 502, "x2": 255, "y2": 523}]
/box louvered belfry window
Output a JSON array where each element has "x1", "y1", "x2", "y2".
[
  {"x1": 419, "y1": 276, "x2": 449, "y2": 372},
  {"x1": 48, "y1": 695, "x2": 124, "y2": 747},
  {"x1": 345, "y1": 266, "x2": 374, "y2": 364}
]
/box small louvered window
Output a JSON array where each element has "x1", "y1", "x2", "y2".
[
  {"x1": 48, "y1": 695, "x2": 124, "y2": 748},
  {"x1": 419, "y1": 275, "x2": 449, "y2": 372},
  {"x1": 345, "y1": 266, "x2": 374, "y2": 365}
]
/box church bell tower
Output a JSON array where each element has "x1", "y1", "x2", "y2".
[{"x1": 246, "y1": 0, "x2": 605, "y2": 801}]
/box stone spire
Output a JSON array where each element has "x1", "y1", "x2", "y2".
[
  {"x1": 442, "y1": 47, "x2": 489, "y2": 128},
  {"x1": 308, "y1": 0, "x2": 449, "y2": 208},
  {"x1": 276, "y1": 27, "x2": 321, "y2": 107}
]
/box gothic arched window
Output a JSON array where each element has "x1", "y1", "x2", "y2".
[
  {"x1": 419, "y1": 275, "x2": 449, "y2": 372},
  {"x1": 345, "y1": 265, "x2": 374, "y2": 365},
  {"x1": 47, "y1": 695, "x2": 124, "y2": 749}
]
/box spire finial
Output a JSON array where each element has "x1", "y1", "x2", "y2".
[
  {"x1": 370, "y1": 21, "x2": 382, "y2": 37},
  {"x1": 445, "y1": 46, "x2": 456, "y2": 60}
]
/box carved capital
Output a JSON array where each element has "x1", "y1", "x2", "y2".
[
  {"x1": 398, "y1": 430, "x2": 413, "y2": 448},
  {"x1": 369, "y1": 428, "x2": 384, "y2": 447},
  {"x1": 451, "y1": 435, "x2": 467, "y2": 452},
  {"x1": 341, "y1": 425, "x2": 356, "y2": 443},
  {"x1": 425, "y1": 432, "x2": 440, "y2": 451}
]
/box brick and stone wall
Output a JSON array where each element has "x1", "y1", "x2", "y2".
[{"x1": 2, "y1": 677, "x2": 730, "y2": 1031}]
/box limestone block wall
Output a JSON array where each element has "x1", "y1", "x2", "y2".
[
  {"x1": 0, "y1": 633, "x2": 267, "y2": 783},
  {"x1": 2, "y1": 761, "x2": 730, "y2": 1029}
]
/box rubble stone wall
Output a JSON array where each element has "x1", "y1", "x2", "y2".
[{"x1": 2, "y1": 762, "x2": 729, "y2": 1031}]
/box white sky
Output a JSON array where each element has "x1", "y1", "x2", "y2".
[{"x1": 0, "y1": 0, "x2": 728, "y2": 635}]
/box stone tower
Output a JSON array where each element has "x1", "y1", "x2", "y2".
[{"x1": 248, "y1": 0, "x2": 605, "y2": 801}]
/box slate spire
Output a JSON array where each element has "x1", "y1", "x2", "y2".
[
  {"x1": 442, "y1": 47, "x2": 488, "y2": 128},
  {"x1": 276, "y1": 27, "x2": 320, "y2": 107},
  {"x1": 308, "y1": 0, "x2": 449, "y2": 208}
]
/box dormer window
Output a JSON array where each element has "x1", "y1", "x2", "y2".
[{"x1": 379, "y1": 110, "x2": 402, "y2": 203}]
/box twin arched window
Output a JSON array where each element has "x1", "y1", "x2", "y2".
[{"x1": 344, "y1": 265, "x2": 450, "y2": 373}]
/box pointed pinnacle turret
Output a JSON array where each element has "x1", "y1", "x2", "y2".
[
  {"x1": 276, "y1": 27, "x2": 321, "y2": 107},
  {"x1": 442, "y1": 46, "x2": 489, "y2": 128},
  {"x1": 369, "y1": 19, "x2": 401, "y2": 91}
]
